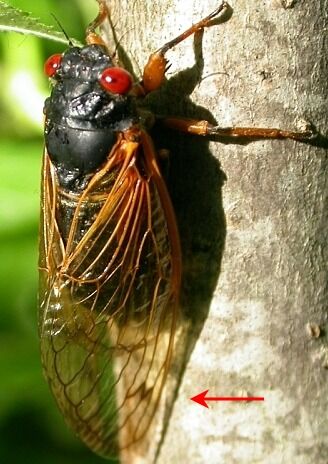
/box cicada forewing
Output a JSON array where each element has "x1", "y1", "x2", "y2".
[{"x1": 38, "y1": 129, "x2": 181, "y2": 459}]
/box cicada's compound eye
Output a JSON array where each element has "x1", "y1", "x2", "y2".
[
  {"x1": 99, "y1": 67, "x2": 133, "y2": 95},
  {"x1": 44, "y1": 54, "x2": 63, "y2": 78}
]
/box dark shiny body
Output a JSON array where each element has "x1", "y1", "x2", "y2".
[{"x1": 44, "y1": 45, "x2": 137, "y2": 189}]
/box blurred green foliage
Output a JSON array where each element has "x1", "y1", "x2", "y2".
[{"x1": 0, "y1": 1, "x2": 112, "y2": 462}]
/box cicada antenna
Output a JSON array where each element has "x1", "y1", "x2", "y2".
[
  {"x1": 101, "y1": 5, "x2": 139, "y2": 77},
  {"x1": 198, "y1": 71, "x2": 230, "y2": 86},
  {"x1": 111, "y1": 28, "x2": 133, "y2": 58},
  {"x1": 51, "y1": 14, "x2": 74, "y2": 46}
]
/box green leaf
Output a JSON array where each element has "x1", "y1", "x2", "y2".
[{"x1": 0, "y1": 1, "x2": 81, "y2": 45}]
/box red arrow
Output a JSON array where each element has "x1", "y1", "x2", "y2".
[{"x1": 190, "y1": 390, "x2": 264, "y2": 408}]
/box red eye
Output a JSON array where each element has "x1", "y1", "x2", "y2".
[
  {"x1": 99, "y1": 67, "x2": 133, "y2": 94},
  {"x1": 44, "y1": 54, "x2": 62, "y2": 77}
]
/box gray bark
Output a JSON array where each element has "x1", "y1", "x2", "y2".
[{"x1": 102, "y1": 0, "x2": 327, "y2": 463}]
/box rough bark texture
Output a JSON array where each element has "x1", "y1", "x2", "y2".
[{"x1": 102, "y1": 0, "x2": 327, "y2": 463}]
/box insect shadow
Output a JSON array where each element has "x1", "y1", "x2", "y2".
[{"x1": 147, "y1": 32, "x2": 227, "y2": 360}]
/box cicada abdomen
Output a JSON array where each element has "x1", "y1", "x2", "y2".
[{"x1": 39, "y1": 36, "x2": 181, "y2": 459}]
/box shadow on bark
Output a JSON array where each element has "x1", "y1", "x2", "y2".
[{"x1": 143, "y1": 31, "x2": 227, "y2": 460}]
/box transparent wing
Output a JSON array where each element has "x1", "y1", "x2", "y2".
[{"x1": 39, "y1": 131, "x2": 181, "y2": 459}]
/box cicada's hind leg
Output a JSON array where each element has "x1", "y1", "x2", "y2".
[
  {"x1": 140, "y1": 2, "x2": 229, "y2": 94},
  {"x1": 156, "y1": 116, "x2": 316, "y2": 142}
]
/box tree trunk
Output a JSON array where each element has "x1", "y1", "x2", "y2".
[{"x1": 102, "y1": 0, "x2": 327, "y2": 462}]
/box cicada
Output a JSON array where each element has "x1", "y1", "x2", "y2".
[{"x1": 39, "y1": 0, "x2": 314, "y2": 461}]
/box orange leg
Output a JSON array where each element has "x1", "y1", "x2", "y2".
[
  {"x1": 142, "y1": 2, "x2": 229, "y2": 93},
  {"x1": 86, "y1": 0, "x2": 108, "y2": 46},
  {"x1": 158, "y1": 117, "x2": 315, "y2": 142}
]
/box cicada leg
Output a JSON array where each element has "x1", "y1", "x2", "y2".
[
  {"x1": 156, "y1": 117, "x2": 316, "y2": 142},
  {"x1": 142, "y1": 2, "x2": 229, "y2": 93},
  {"x1": 85, "y1": 0, "x2": 108, "y2": 46}
]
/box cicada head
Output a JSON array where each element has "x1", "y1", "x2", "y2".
[{"x1": 43, "y1": 44, "x2": 137, "y2": 189}]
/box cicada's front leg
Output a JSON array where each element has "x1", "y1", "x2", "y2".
[
  {"x1": 141, "y1": 2, "x2": 229, "y2": 94},
  {"x1": 85, "y1": 0, "x2": 108, "y2": 46}
]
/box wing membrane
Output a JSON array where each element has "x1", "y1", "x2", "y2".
[{"x1": 39, "y1": 130, "x2": 181, "y2": 459}]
